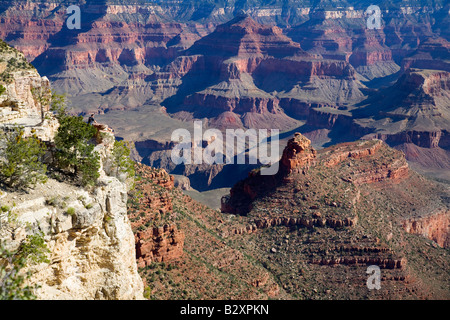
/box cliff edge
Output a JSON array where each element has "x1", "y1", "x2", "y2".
[{"x1": 0, "y1": 41, "x2": 144, "y2": 300}]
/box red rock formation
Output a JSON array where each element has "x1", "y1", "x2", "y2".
[
  {"x1": 311, "y1": 256, "x2": 406, "y2": 269},
  {"x1": 402, "y1": 38, "x2": 450, "y2": 72},
  {"x1": 128, "y1": 165, "x2": 184, "y2": 267},
  {"x1": 403, "y1": 210, "x2": 450, "y2": 248},
  {"x1": 281, "y1": 133, "x2": 317, "y2": 174},
  {"x1": 136, "y1": 224, "x2": 185, "y2": 267},
  {"x1": 322, "y1": 140, "x2": 410, "y2": 184},
  {"x1": 155, "y1": 15, "x2": 365, "y2": 129},
  {"x1": 323, "y1": 140, "x2": 384, "y2": 167},
  {"x1": 188, "y1": 15, "x2": 307, "y2": 59},
  {"x1": 222, "y1": 135, "x2": 412, "y2": 215},
  {"x1": 184, "y1": 92, "x2": 282, "y2": 115},
  {"x1": 222, "y1": 215, "x2": 358, "y2": 237},
  {"x1": 355, "y1": 68, "x2": 450, "y2": 150},
  {"x1": 288, "y1": 15, "x2": 401, "y2": 80},
  {"x1": 221, "y1": 133, "x2": 318, "y2": 214}
]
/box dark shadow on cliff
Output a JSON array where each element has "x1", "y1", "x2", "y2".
[
  {"x1": 161, "y1": 56, "x2": 223, "y2": 116},
  {"x1": 0, "y1": 0, "x2": 12, "y2": 16},
  {"x1": 171, "y1": 162, "x2": 257, "y2": 192},
  {"x1": 279, "y1": 122, "x2": 361, "y2": 149},
  {"x1": 220, "y1": 163, "x2": 287, "y2": 216}
]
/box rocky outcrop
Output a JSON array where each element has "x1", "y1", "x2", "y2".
[
  {"x1": 323, "y1": 140, "x2": 384, "y2": 167},
  {"x1": 136, "y1": 224, "x2": 184, "y2": 267},
  {"x1": 0, "y1": 41, "x2": 144, "y2": 299},
  {"x1": 322, "y1": 140, "x2": 410, "y2": 184},
  {"x1": 187, "y1": 15, "x2": 306, "y2": 58},
  {"x1": 128, "y1": 164, "x2": 184, "y2": 267},
  {"x1": 222, "y1": 215, "x2": 358, "y2": 237},
  {"x1": 222, "y1": 135, "x2": 411, "y2": 215},
  {"x1": 310, "y1": 256, "x2": 405, "y2": 269},
  {"x1": 173, "y1": 175, "x2": 191, "y2": 190},
  {"x1": 364, "y1": 130, "x2": 449, "y2": 150},
  {"x1": 0, "y1": 131, "x2": 145, "y2": 300},
  {"x1": 0, "y1": 39, "x2": 53, "y2": 126},
  {"x1": 353, "y1": 68, "x2": 450, "y2": 150},
  {"x1": 403, "y1": 210, "x2": 450, "y2": 248},
  {"x1": 218, "y1": 127, "x2": 450, "y2": 298},
  {"x1": 184, "y1": 91, "x2": 282, "y2": 115},
  {"x1": 221, "y1": 133, "x2": 316, "y2": 214},
  {"x1": 280, "y1": 133, "x2": 317, "y2": 174},
  {"x1": 306, "y1": 107, "x2": 353, "y2": 129},
  {"x1": 402, "y1": 38, "x2": 450, "y2": 72},
  {"x1": 288, "y1": 11, "x2": 403, "y2": 81}
]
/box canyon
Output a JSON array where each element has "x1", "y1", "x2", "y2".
[
  {"x1": 128, "y1": 131, "x2": 449, "y2": 299},
  {"x1": 0, "y1": 1, "x2": 448, "y2": 187},
  {"x1": 0, "y1": 36, "x2": 448, "y2": 300}
]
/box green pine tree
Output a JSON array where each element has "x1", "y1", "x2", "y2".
[
  {"x1": 0, "y1": 232, "x2": 50, "y2": 300},
  {"x1": 112, "y1": 140, "x2": 135, "y2": 179},
  {"x1": 54, "y1": 115, "x2": 100, "y2": 187},
  {"x1": 0, "y1": 127, "x2": 47, "y2": 189}
]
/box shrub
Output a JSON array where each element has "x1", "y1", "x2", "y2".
[
  {"x1": 31, "y1": 86, "x2": 51, "y2": 122},
  {"x1": 45, "y1": 197, "x2": 58, "y2": 207},
  {"x1": 0, "y1": 85, "x2": 5, "y2": 95},
  {"x1": 7, "y1": 57, "x2": 17, "y2": 68},
  {"x1": 0, "y1": 127, "x2": 47, "y2": 189},
  {"x1": 66, "y1": 207, "x2": 76, "y2": 216},
  {"x1": 0, "y1": 231, "x2": 50, "y2": 300},
  {"x1": 143, "y1": 286, "x2": 152, "y2": 300},
  {"x1": 54, "y1": 115, "x2": 100, "y2": 187},
  {"x1": 49, "y1": 93, "x2": 68, "y2": 121},
  {"x1": 112, "y1": 140, "x2": 135, "y2": 180}
]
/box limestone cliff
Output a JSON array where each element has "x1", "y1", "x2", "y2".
[
  {"x1": 0, "y1": 128, "x2": 145, "y2": 300},
  {"x1": 0, "y1": 41, "x2": 144, "y2": 299},
  {"x1": 0, "y1": 39, "x2": 59, "y2": 141},
  {"x1": 0, "y1": 127, "x2": 145, "y2": 300}
]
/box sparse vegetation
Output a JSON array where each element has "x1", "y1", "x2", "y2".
[
  {"x1": 66, "y1": 207, "x2": 76, "y2": 216},
  {"x1": 0, "y1": 232, "x2": 50, "y2": 300},
  {"x1": 49, "y1": 93, "x2": 68, "y2": 121},
  {"x1": 111, "y1": 140, "x2": 135, "y2": 183},
  {"x1": 0, "y1": 39, "x2": 34, "y2": 83},
  {"x1": 143, "y1": 286, "x2": 152, "y2": 300}
]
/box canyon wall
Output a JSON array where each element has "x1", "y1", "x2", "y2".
[
  {"x1": 403, "y1": 210, "x2": 450, "y2": 248},
  {"x1": 0, "y1": 44, "x2": 144, "y2": 299},
  {"x1": 1, "y1": 1, "x2": 448, "y2": 161},
  {"x1": 0, "y1": 126, "x2": 145, "y2": 300},
  {"x1": 128, "y1": 165, "x2": 185, "y2": 267}
]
